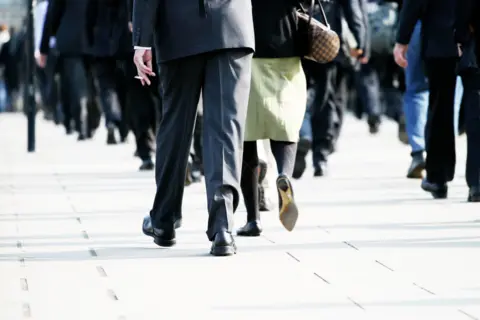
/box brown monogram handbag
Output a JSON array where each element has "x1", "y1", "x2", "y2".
[{"x1": 297, "y1": 0, "x2": 340, "y2": 63}]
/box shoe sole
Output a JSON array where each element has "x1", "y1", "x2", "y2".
[
  {"x1": 210, "y1": 245, "x2": 236, "y2": 256},
  {"x1": 421, "y1": 185, "x2": 448, "y2": 199},
  {"x1": 468, "y1": 195, "x2": 480, "y2": 202},
  {"x1": 153, "y1": 236, "x2": 176, "y2": 247},
  {"x1": 143, "y1": 220, "x2": 182, "y2": 238},
  {"x1": 236, "y1": 230, "x2": 262, "y2": 237},
  {"x1": 277, "y1": 177, "x2": 299, "y2": 232},
  {"x1": 407, "y1": 164, "x2": 425, "y2": 179}
]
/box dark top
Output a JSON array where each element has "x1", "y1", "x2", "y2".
[
  {"x1": 251, "y1": 0, "x2": 301, "y2": 58},
  {"x1": 40, "y1": 0, "x2": 89, "y2": 56},
  {"x1": 396, "y1": 0, "x2": 458, "y2": 58},
  {"x1": 85, "y1": 0, "x2": 132, "y2": 58}
]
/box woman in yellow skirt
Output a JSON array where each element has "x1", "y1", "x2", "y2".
[{"x1": 237, "y1": 0, "x2": 307, "y2": 237}]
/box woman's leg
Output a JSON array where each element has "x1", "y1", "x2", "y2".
[
  {"x1": 270, "y1": 140, "x2": 297, "y2": 176},
  {"x1": 237, "y1": 141, "x2": 262, "y2": 236},
  {"x1": 270, "y1": 139, "x2": 299, "y2": 231}
]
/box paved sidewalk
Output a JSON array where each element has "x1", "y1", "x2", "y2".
[{"x1": 0, "y1": 113, "x2": 479, "y2": 320}]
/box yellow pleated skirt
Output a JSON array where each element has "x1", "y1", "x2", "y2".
[{"x1": 244, "y1": 57, "x2": 307, "y2": 142}]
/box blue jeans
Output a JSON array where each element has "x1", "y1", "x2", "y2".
[
  {"x1": 404, "y1": 22, "x2": 463, "y2": 153},
  {"x1": 0, "y1": 81, "x2": 7, "y2": 112},
  {"x1": 299, "y1": 87, "x2": 315, "y2": 141}
]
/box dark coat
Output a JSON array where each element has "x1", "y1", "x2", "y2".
[
  {"x1": 85, "y1": 0, "x2": 132, "y2": 59},
  {"x1": 132, "y1": 0, "x2": 255, "y2": 63},
  {"x1": 397, "y1": 0, "x2": 458, "y2": 58},
  {"x1": 39, "y1": 0, "x2": 89, "y2": 56},
  {"x1": 455, "y1": 0, "x2": 480, "y2": 74}
]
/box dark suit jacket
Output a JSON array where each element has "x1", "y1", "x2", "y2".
[
  {"x1": 132, "y1": 0, "x2": 255, "y2": 63},
  {"x1": 39, "y1": 0, "x2": 89, "y2": 56},
  {"x1": 396, "y1": 0, "x2": 458, "y2": 58},
  {"x1": 85, "y1": 0, "x2": 132, "y2": 58}
]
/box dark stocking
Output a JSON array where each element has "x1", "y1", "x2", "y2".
[
  {"x1": 240, "y1": 141, "x2": 260, "y2": 222},
  {"x1": 270, "y1": 140, "x2": 298, "y2": 176}
]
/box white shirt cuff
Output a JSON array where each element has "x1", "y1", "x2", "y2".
[{"x1": 134, "y1": 46, "x2": 151, "y2": 50}]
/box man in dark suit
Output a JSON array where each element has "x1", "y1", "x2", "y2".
[
  {"x1": 455, "y1": 0, "x2": 480, "y2": 201},
  {"x1": 38, "y1": 0, "x2": 91, "y2": 140},
  {"x1": 394, "y1": 0, "x2": 460, "y2": 199},
  {"x1": 134, "y1": 0, "x2": 255, "y2": 256}
]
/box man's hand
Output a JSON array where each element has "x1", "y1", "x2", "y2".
[
  {"x1": 358, "y1": 56, "x2": 369, "y2": 64},
  {"x1": 350, "y1": 48, "x2": 363, "y2": 58},
  {"x1": 350, "y1": 48, "x2": 368, "y2": 64},
  {"x1": 36, "y1": 52, "x2": 47, "y2": 68},
  {"x1": 133, "y1": 49, "x2": 155, "y2": 86},
  {"x1": 393, "y1": 43, "x2": 409, "y2": 68},
  {"x1": 457, "y1": 44, "x2": 463, "y2": 57},
  {"x1": 128, "y1": 22, "x2": 133, "y2": 33}
]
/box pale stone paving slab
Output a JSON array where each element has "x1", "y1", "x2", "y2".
[{"x1": 0, "y1": 113, "x2": 479, "y2": 319}]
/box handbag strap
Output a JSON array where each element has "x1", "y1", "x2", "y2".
[{"x1": 298, "y1": 0, "x2": 331, "y2": 30}]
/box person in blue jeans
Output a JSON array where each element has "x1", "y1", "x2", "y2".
[{"x1": 404, "y1": 22, "x2": 463, "y2": 179}]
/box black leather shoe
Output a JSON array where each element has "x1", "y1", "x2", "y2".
[
  {"x1": 236, "y1": 221, "x2": 262, "y2": 237},
  {"x1": 142, "y1": 216, "x2": 182, "y2": 238},
  {"x1": 210, "y1": 232, "x2": 236, "y2": 256},
  {"x1": 292, "y1": 138, "x2": 311, "y2": 179},
  {"x1": 468, "y1": 187, "x2": 480, "y2": 202},
  {"x1": 152, "y1": 228, "x2": 176, "y2": 247},
  {"x1": 107, "y1": 128, "x2": 117, "y2": 145},
  {"x1": 421, "y1": 179, "x2": 448, "y2": 199},
  {"x1": 407, "y1": 151, "x2": 425, "y2": 179},
  {"x1": 139, "y1": 159, "x2": 154, "y2": 171}
]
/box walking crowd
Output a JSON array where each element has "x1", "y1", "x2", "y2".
[{"x1": 1, "y1": 0, "x2": 479, "y2": 256}]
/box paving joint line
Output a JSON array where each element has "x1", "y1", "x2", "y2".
[
  {"x1": 314, "y1": 224, "x2": 480, "y2": 316},
  {"x1": 16, "y1": 213, "x2": 31, "y2": 319},
  {"x1": 375, "y1": 260, "x2": 395, "y2": 272},
  {"x1": 286, "y1": 252, "x2": 300, "y2": 262},
  {"x1": 347, "y1": 297, "x2": 365, "y2": 310},
  {"x1": 78, "y1": 221, "x2": 125, "y2": 318},
  {"x1": 458, "y1": 309, "x2": 479, "y2": 320},
  {"x1": 412, "y1": 282, "x2": 436, "y2": 295}
]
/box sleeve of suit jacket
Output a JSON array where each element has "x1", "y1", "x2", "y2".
[
  {"x1": 396, "y1": 0, "x2": 426, "y2": 45},
  {"x1": 454, "y1": 0, "x2": 473, "y2": 46},
  {"x1": 340, "y1": 0, "x2": 367, "y2": 54},
  {"x1": 127, "y1": 0, "x2": 133, "y2": 21},
  {"x1": 132, "y1": 0, "x2": 160, "y2": 47},
  {"x1": 85, "y1": 0, "x2": 99, "y2": 46},
  {"x1": 39, "y1": 0, "x2": 65, "y2": 54}
]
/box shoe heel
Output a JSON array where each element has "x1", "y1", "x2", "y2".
[
  {"x1": 432, "y1": 189, "x2": 448, "y2": 199},
  {"x1": 211, "y1": 245, "x2": 236, "y2": 256},
  {"x1": 153, "y1": 236, "x2": 176, "y2": 247}
]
